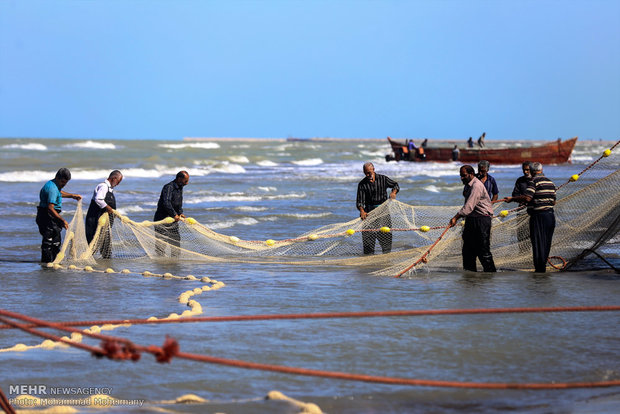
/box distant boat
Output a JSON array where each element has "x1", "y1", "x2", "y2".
[{"x1": 386, "y1": 137, "x2": 578, "y2": 164}]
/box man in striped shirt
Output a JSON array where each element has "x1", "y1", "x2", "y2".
[
  {"x1": 506, "y1": 162, "x2": 556, "y2": 272},
  {"x1": 356, "y1": 162, "x2": 399, "y2": 254}
]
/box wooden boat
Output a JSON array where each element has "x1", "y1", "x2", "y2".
[{"x1": 386, "y1": 137, "x2": 578, "y2": 164}]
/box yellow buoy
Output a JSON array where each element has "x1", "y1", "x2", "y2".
[
  {"x1": 84, "y1": 266, "x2": 94, "y2": 272},
  {"x1": 603, "y1": 149, "x2": 612, "y2": 157},
  {"x1": 380, "y1": 226, "x2": 391, "y2": 233},
  {"x1": 121, "y1": 269, "x2": 131, "y2": 273},
  {"x1": 346, "y1": 229, "x2": 355, "y2": 235},
  {"x1": 308, "y1": 234, "x2": 318, "y2": 241},
  {"x1": 185, "y1": 217, "x2": 197, "y2": 224},
  {"x1": 229, "y1": 236, "x2": 240, "y2": 243},
  {"x1": 105, "y1": 268, "x2": 115, "y2": 273},
  {"x1": 420, "y1": 226, "x2": 430, "y2": 232},
  {"x1": 500, "y1": 210, "x2": 509, "y2": 217},
  {"x1": 569, "y1": 174, "x2": 579, "y2": 182},
  {"x1": 265, "y1": 239, "x2": 275, "y2": 246}
]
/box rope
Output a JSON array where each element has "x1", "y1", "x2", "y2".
[
  {"x1": 2, "y1": 308, "x2": 620, "y2": 390},
  {"x1": 394, "y1": 226, "x2": 452, "y2": 277},
  {"x1": 2, "y1": 306, "x2": 620, "y2": 330},
  {"x1": 556, "y1": 139, "x2": 620, "y2": 191},
  {"x1": 548, "y1": 256, "x2": 567, "y2": 270},
  {"x1": 0, "y1": 385, "x2": 16, "y2": 414}
]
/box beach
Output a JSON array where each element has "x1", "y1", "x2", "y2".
[{"x1": 1, "y1": 137, "x2": 619, "y2": 413}]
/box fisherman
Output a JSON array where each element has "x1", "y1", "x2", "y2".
[
  {"x1": 449, "y1": 165, "x2": 496, "y2": 272},
  {"x1": 477, "y1": 132, "x2": 486, "y2": 148},
  {"x1": 85, "y1": 170, "x2": 123, "y2": 259},
  {"x1": 36, "y1": 168, "x2": 82, "y2": 263},
  {"x1": 505, "y1": 162, "x2": 556, "y2": 272},
  {"x1": 154, "y1": 171, "x2": 189, "y2": 257},
  {"x1": 451, "y1": 145, "x2": 460, "y2": 161},
  {"x1": 476, "y1": 160, "x2": 499, "y2": 202},
  {"x1": 421, "y1": 139, "x2": 428, "y2": 148},
  {"x1": 407, "y1": 139, "x2": 417, "y2": 161},
  {"x1": 467, "y1": 137, "x2": 474, "y2": 148},
  {"x1": 510, "y1": 161, "x2": 532, "y2": 252},
  {"x1": 356, "y1": 162, "x2": 399, "y2": 254}
]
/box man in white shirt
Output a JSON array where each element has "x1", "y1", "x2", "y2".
[{"x1": 85, "y1": 170, "x2": 123, "y2": 258}]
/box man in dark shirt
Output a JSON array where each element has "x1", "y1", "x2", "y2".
[
  {"x1": 510, "y1": 161, "x2": 532, "y2": 252},
  {"x1": 477, "y1": 160, "x2": 499, "y2": 202},
  {"x1": 356, "y1": 162, "x2": 399, "y2": 254},
  {"x1": 154, "y1": 171, "x2": 189, "y2": 257},
  {"x1": 506, "y1": 162, "x2": 556, "y2": 272}
]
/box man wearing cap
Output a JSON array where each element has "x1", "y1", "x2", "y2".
[{"x1": 36, "y1": 168, "x2": 82, "y2": 263}]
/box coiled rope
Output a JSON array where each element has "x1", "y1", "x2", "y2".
[{"x1": 1, "y1": 307, "x2": 619, "y2": 390}]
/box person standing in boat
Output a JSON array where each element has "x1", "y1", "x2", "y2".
[
  {"x1": 449, "y1": 165, "x2": 496, "y2": 273},
  {"x1": 505, "y1": 162, "x2": 556, "y2": 273},
  {"x1": 467, "y1": 137, "x2": 474, "y2": 148},
  {"x1": 451, "y1": 145, "x2": 460, "y2": 161},
  {"x1": 356, "y1": 162, "x2": 399, "y2": 254},
  {"x1": 36, "y1": 168, "x2": 82, "y2": 263},
  {"x1": 421, "y1": 139, "x2": 428, "y2": 148},
  {"x1": 85, "y1": 170, "x2": 123, "y2": 259},
  {"x1": 477, "y1": 132, "x2": 486, "y2": 148},
  {"x1": 476, "y1": 160, "x2": 499, "y2": 202},
  {"x1": 154, "y1": 171, "x2": 190, "y2": 257}
]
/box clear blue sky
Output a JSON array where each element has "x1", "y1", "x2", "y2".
[{"x1": 1, "y1": 0, "x2": 618, "y2": 141}]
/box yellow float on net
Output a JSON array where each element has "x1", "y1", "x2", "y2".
[
  {"x1": 420, "y1": 226, "x2": 430, "y2": 232},
  {"x1": 163, "y1": 217, "x2": 175, "y2": 224},
  {"x1": 500, "y1": 210, "x2": 509, "y2": 217},
  {"x1": 185, "y1": 217, "x2": 197, "y2": 225},
  {"x1": 105, "y1": 268, "x2": 115, "y2": 273},
  {"x1": 265, "y1": 239, "x2": 276, "y2": 246},
  {"x1": 308, "y1": 234, "x2": 318, "y2": 241},
  {"x1": 229, "y1": 236, "x2": 240, "y2": 243},
  {"x1": 603, "y1": 149, "x2": 612, "y2": 157},
  {"x1": 84, "y1": 266, "x2": 94, "y2": 272},
  {"x1": 346, "y1": 229, "x2": 355, "y2": 235},
  {"x1": 380, "y1": 226, "x2": 391, "y2": 233},
  {"x1": 569, "y1": 174, "x2": 580, "y2": 182}
]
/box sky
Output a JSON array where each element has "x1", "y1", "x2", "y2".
[{"x1": 0, "y1": 0, "x2": 619, "y2": 141}]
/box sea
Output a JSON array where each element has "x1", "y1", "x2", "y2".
[{"x1": 0, "y1": 137, "x2": 619, "y2": 413}]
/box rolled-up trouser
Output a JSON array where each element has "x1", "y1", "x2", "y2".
[
  {"x1": 362, "y1": 206, "x2": 392, "y2": 254},
  {"x1": 529, "y1": 210, "x2": 555, "y2": 273},
  {"x1": 462, "y1": 215, "x2": 496, "y2": 272},
  {"x1": 36, "y1": 207, "x2": 63, "y2": 263},
  {"x1": 154, "y1": 222, "x2": 181, "y2": 257}
]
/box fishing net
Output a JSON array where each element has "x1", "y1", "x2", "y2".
[{"x1": 54, "y1": 145, "x2": 620, "y2": 276}]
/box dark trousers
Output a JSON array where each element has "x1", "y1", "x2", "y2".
[
  {"x1": 530, "y1": 210, "x2": 555, "y2": 273},
  {"x1": 85, "y1": 204, "x2": 113, "y2": 259},
  {"x1": 36, "y1": 207, "x2": 62, "y2": 263},
  {"x1": 362, "y1": 211, "x2": 392, "y2": 254},
  {"x1": 462, "y1": 215, "x2": 496, "y2": 272},
  {"x1": 155, "y1": 222, "x2": 181, "y2": 257}
]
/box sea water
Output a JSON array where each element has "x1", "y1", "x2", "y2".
[{"x1": 0, "y1": 137, "x2": 619, "y2": 413}]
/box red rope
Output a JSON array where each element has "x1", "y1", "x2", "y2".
[
  {"x1": 395, "y1": 225, "x2": 452, "y2": 277},
  {"x1": 0, "y1": 385, "x2": 16, "y2": 414},
  {"x1": 2, "y1": 306, "x2": 619, "y2": 330},
  {"x1": 2, "y1": 308, "x2": 620, "y2": 389}
]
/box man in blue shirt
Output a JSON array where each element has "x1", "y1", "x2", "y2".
[
  {"x1": 36, "y1": 168, "x2": 82, "y2": 263},
  {"x1": 476, "y1": 160, "x2": 499, "y2": 202}
]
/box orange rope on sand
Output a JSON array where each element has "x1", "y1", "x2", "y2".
[{"x1": 2, "y1": 307, "x2": 620, "y2": 389}]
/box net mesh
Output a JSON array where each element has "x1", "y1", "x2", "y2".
[{"x1": 55, "y1": 146, "x2": 620, "y2": 276}]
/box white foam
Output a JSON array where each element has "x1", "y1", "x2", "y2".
[
  {"x1": 234, "y1": 206, "x2": 268, "y2": 212},
  {"x1": 257, "y1": 160, "x2": 278, "y2": 167},
  {"x1": 257, "y1": 186, "x2": 277, "y2": 192},
  {"x1": 159, "y1": 142, "x2": 221, "y2": 150},
  {"x1": 64, "y1": 140, "x2": 117, "y2": 150},
  {"x1": 188, "y1": 195, "x2": 263, "y2": 203},
  {"x1": 292, "y1": 158, "x2": 323, "y2": 166},
  {"x1": 423, "y1": 185, "x2": 441, "y2": 193},
  {"x1": 208, "y1": 217, "x2": 259, "y2": 229},
  {"x1": 210, "y1": 163, "x2": 246, "y2": 174},
  {"x1": 2, "y1": 143, "x2": 47, "y2": 151},
  {"x1": 116, "y1": 205, "x2": 147, "y2": 214},
  {"x1": 279, "y1": 212, "x2": 332, "y2": 218},
  {"x1": 0, "y1": 170, "x2": 52, "y2": 182},
  {"x1": 228, "y1": 156, "x2": 250, "y2": 163}
]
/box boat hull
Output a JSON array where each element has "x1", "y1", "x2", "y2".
[{"x1": 387, "y1": 137, "x2": 578, "y2": 164}]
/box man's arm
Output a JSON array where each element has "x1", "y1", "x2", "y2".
[
  {"x1": 386, "y1": 176, "x2": 399, "y2": 199},
  {"x1": 160, "y1": 184, "x2": 179, "y2": 219},
  {"x1": 60, "y1": 190, "x2": 81, "y2": 201},
  {"x1": 47, "y1": 203, "x2": 69, "y2": 229}
]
